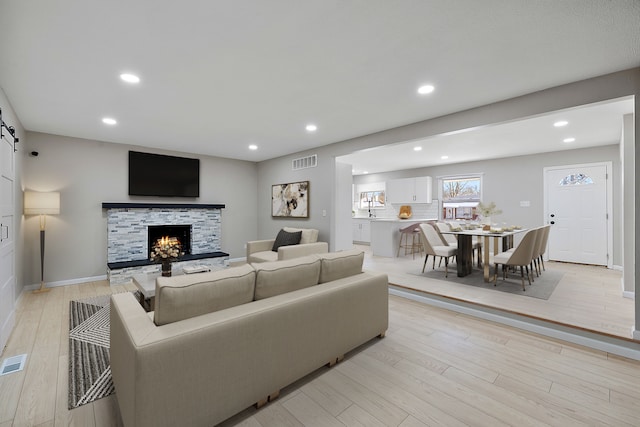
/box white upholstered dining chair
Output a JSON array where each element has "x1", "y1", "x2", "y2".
[
  {"x1": 492, "y1": 228, "x2": 538, "y2": 291},
  {"x1": 419, "y1": 223, "x2": 457, "y2": 278},
  {"x1": 434, "y1": 222, "x2": 482, "y2": 266}
]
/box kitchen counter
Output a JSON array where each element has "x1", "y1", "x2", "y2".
[{"x1": 370, "y1": 218, "x2": 437, "y2": 257}]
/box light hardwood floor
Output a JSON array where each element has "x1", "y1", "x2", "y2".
[
  {"x1": 358, "y1": 244, "x2": 635, "y2": 340},
  {"x1": 1, "y1": 279, "x2": 640, "y2": 426}
]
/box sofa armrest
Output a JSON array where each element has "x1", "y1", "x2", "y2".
[
  {"x1": 246, "y1": 239, "x2": 275, "y2": 259},
  {"x1": 278, "y1": 242, "x2": 329, "y2": 260},
  {"x1": 110, "y1": 292, "x2": 157, "y2": 427}
]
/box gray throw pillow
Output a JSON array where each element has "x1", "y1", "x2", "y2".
[{"x1": 272, "y1": 229, "x2": 302, "y2": 252}]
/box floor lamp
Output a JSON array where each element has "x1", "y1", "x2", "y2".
[{"x1": 24, "y1": 191, "x2": 60, "y2": 293}]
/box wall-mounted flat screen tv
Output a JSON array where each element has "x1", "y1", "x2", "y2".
[{"x1": 129, "y1": 151, "x2": 200, "y2": 197}]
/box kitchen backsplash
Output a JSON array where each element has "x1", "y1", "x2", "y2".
[{"x1": 355, "y1": 200, "x2": 439, "y2": 219}]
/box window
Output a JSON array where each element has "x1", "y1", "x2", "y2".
[
  {"x1": 559, "y1": 173, "x2": 594, "y2": 186},
  {"x1": 440, "y1": 175, "x2": 482, "y2": 220},
  {"x1": 359, "y1": 191, "x2": 386, "y2": 209}
]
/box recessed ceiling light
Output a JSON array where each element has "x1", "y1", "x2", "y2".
[
  {"x1": 413, "y1": 146, "x2": 422, "y2": 151},
  {"x1": 102, "y1": 117, "x2": 117, "y2": 125},
  {"x1": 417, "y1": 84, "x2": 435, "y2": 95},
  {"x1": 120, "y1": 73, "x2": 140, "y2": 83},
  {"x1": 120, "y1": 73, "x2": 140, "y2": 84},
  {"x1": 306, "y1": 124, "x2": 317, "y2": 132},
  {"x1": 554, "y1": 120, "x2": 568, "y2": 127},
  {"x1": 248, "y1": 144, "x2": 258, "y2": 150},
  {"x1": 563, "y1": 137, "x2": 575, "y2": 143},
  {"x1": 441, "y1": 155, "x2": 449, "y2": 160},
  {"x1": 363, "y1": 171, "x2": 368, "y2": 174}
]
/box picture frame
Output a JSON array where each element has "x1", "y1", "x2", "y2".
[{"x1": 272, "y1": 181, "x2": 309, "y2": 218}]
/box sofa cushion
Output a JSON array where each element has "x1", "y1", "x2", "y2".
[
  {"x1": 253, "y1": 255, "x2": 321, "y2": 300},
  {"x1": 283, "y1": 227, "x2": 318, "y2": 244},
  {"x1": 248, "y1": 250, "x2": 278, "y2": 263},
  {"x1": 272, "y1": 229, "x2": 302, "y2": 251},
  {"x1": 154, "y1": 264, "x2": 256, "y2": 326},
  {"x1": 317, "y1": 249, "x2": 365, "y2": 284}
]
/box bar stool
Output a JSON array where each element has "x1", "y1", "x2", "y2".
[{"x1": 397, "y1": 222, "x2": 423, "y2": 258}]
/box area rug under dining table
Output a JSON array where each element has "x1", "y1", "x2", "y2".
[
  {"x1": 410, "y1": 266, "x2": 563, "y2": 300},
  {"x1": 68, "y1": 291, "x2": 141, "y2": 409}
]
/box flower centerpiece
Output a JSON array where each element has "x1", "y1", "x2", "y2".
[
  {"x1": 150, "y1": 236, "x2": 184, "y2": 277},
  {"x1": 476, "y1": 201, "x2": 502, "y2": 230}
]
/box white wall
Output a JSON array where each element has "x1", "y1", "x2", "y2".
[
  {"x1": 22, "y1": 132, "x2": 257, "y2": 288},
  {"x1": 333, "y1": 161, "x2": 354, "y2": 252},
  {"x1": 256, "y1": 154, "x2": 334, "y2": 242},
  {"x1": 621, "y1": 113, "x2": 635, "y2": 293}
]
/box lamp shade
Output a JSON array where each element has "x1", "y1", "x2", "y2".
[{"x1": 24, "y1": 191, "x2": 60, "y2": 215}]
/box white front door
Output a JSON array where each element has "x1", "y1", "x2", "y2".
[
  {"x1": 0, "y1": 132, "x2": 16, "y2": 354},
  {"x1": 545, "y1": 163, "x2": 610, "y2": 266}
]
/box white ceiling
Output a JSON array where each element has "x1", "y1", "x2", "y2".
[
  {"x1": 0, "y1": 1, "x2": 639, "y2": 163},
  {"x1": 340, "y1": 97, "x2": 634, "y2": 175}
]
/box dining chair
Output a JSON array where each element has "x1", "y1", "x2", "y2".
[
  {"x1": 492, "y1": 228, "x2": 538, "y2": 291},
  {"x1": 530, "y1": 227, "x2": 544, "y2": 279},
  {"x1": 418, "y1": 224, "x2": 457, "y2": 278},
  {"x1": 432, "y1": 222, "x2": 457, "y2": 268},
  {"x1": 434, "y1": 222, "x2": 483, "y2": 266},
  {"x1": 538, "y1": 225, "x2": 551, "y2": 271}
]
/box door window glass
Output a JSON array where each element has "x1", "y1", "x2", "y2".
[{"x1": 559, "y1": 173, "x2": 594, "y2": 186}]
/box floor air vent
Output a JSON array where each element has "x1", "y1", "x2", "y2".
[
  {"x1": 0, "y1": 354, "x2": 27, "y2": 376},
  {"x1": 292, "y1": 154, "x2": 317, "y2": 170}
]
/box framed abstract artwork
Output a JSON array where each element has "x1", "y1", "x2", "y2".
[{"x1": 272, "y1": 181, "x2": 309, "y2": 217}]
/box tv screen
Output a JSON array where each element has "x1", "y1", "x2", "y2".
[{"x1": 128, "y1": 151, "x2": 200, "y2": 197}]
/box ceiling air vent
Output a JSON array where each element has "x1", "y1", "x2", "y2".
[{"x1": 292, "y1": 154, "x2": 317, "y2": 171}]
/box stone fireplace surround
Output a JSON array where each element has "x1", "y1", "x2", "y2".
[{"x1": 103, "y1": 202, "x2": 229, "y2": 284}]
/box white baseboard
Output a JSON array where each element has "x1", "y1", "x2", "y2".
[
  {"x1": 633, "y1": 328, "x2": 640, "y2": 341},
  {"x1": 390, "y1": 287, "x2": 640, "y2": 361},
  {"x1": 623, "y1": 291, "x2": 635, "y2": 299},
  {"x1": 612, "y1": 264, "x2": 623, "y2": 272},
  {"x1": 24, "y1": 274, "x2": 108, "y2": 291}
]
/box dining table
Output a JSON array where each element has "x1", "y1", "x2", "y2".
[{"x1": 440, "y1": 227, "x2": 528, "y2": 282}]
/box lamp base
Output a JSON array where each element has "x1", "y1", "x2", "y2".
[{"x1": 33, "y1": 281, "x2": 50, "y2": 293}]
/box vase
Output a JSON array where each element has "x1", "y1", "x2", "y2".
[
  {"x1": 161, "y1": 261, "x2": 172, "y2": 277},
  {"x1": 481, "y1": 216, "x2": 492, "y2": 231}
]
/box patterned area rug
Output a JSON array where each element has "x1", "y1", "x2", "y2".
[
  {"x1": 68, "y1": 292, "x2": 141, "y2": 409},
  {"x1": 68, "y1": 294, "x2": 114, "y2": 409}
]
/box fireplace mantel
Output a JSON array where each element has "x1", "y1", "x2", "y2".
[{"x1": 102, "y1": 202, "x2": 225, "y2": 209}]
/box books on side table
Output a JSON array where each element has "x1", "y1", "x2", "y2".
[{"x1": 182, "y1": 265, "x2": 212, "y2": 274}]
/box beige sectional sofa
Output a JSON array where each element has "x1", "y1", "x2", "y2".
[
  {"x1": 246, "y1": 227, "x2": 328, "y2": 263},
  {"x1": 110, "y1": 249, "x2": 388, "y2": 427}
]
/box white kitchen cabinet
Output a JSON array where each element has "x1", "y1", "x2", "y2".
[
  {"x1": 352, "y1": 219, "x2": 371, "y2": 243},
  {"x1": 386, "y1": 176, "x2": 432, "y2": 203}
]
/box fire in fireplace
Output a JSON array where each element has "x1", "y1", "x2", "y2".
[{"x1": 148, "y1": 225, "x2": 192, "y2": 259}]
